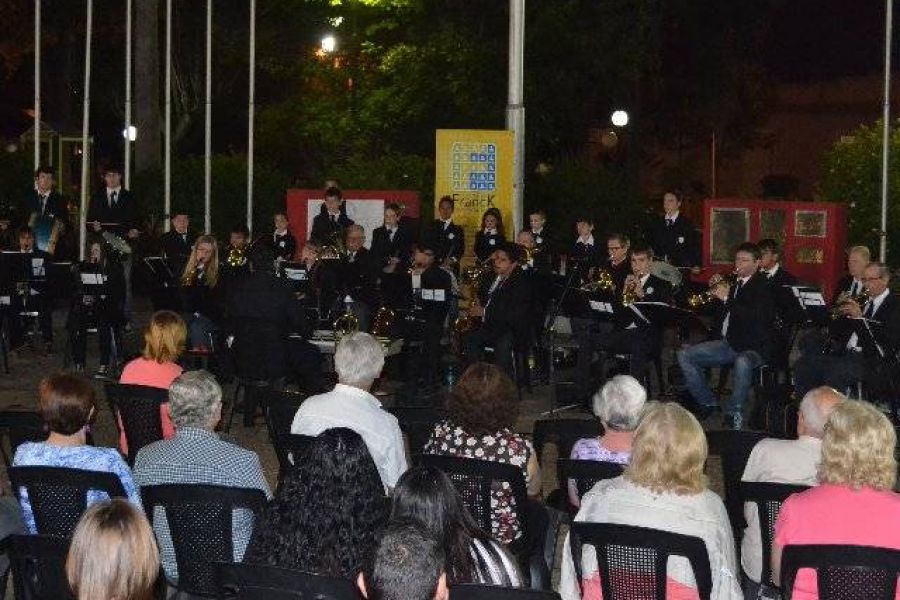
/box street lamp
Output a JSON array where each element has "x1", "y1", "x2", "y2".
[
  {"x1": 611, "y1": 110, "x2": 629, "y2": 127},
  {"x1": 122, "y1": 125, "x2": 137, "y2": 141},
  {"x1": 321, "y1": 35, "x2": 336, "y2": 54}
]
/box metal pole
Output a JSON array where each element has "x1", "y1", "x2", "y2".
[
  {"x1": 711, "y1": 131, "x2": 718, "y2": 198},
  {"x1": 124, "y1": 0, "x2": 133, "y2": 188},
  {"x1": 246, "y1": 0, "x2": 256, "y2": 236},
  {"x1": 505, "y1": 0, "x2": 525, "y2": 233},
  {"x1": 204, "y1": 0, "x2": 213, "y2": 234},
  {"x1": 79, "y1": 0, "x2": 94, "y2": 261},
  {"x1": 164, "y1": 0, "x2": 172, "y2": 232},
  {"x1": 880, "y1": 0, "x2": 893, "y2": 262},
  {"x1": 33, "y1": 0, "x2": 40, "y2": 170}
]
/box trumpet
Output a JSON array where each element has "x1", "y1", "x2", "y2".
[
  {"x1": 830, "y1": 290, "x2": 870, "y2": 320},
  {"x1": 621, "y1": 273, "x2": 641, "y2": 306},
  {"x1": 579, "y1": 268, "x2": 616, "y2": 293},
  {"x1": 686, "y1": 271, "x2": 737, "y2": 309}
]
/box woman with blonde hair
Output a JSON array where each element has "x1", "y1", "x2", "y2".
[
  {"x1": 560, "y1": 402, "x2": 741, "y2": 600},
  {"x1": 117, "y1": 310, "x2": 187, "y2": 453},
  {"x1": 772, "y1": 400, "x2": 900, "y2": 599},
  {"x1": 67, "y1": 499, "x2": 160, "y2": 600},
  {"x1": 179, "y1": 235, "x2": 221, "y2": 349}
]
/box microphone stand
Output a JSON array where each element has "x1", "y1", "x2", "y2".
[{"x1": 541, "y1": 257, "x2": 585, "y2": 417}]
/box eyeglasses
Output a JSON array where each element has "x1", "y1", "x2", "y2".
[{"x1": 861, "y1": 276, "x2": 884, "y2": 282}]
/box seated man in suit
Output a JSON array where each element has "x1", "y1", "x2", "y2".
[
  {"x1": 7, "y1": 226, "x2": 54, "y2": 352},
  {"x1": 677, "y1": 242, "x2": 775, "y2": 430},
  {"x1": 758, "y1": 238, "x2": 800, "y2": 371},
  {"x1": 159, "y1": 212, "x2": 196, "y2": 281},
  {"x1": 462, "y1": 242, "x2": 531, "y2": 378},
  {"x1": 405, "y1": 244, "x2": 452, "y2": 384},
  {"x1": 833, "y1": 245, "x2": 871, "y2": 301},
  {"x1": 793, "y1": 261, "x2": 900, "y2": 398},
  {"x1": 340, "y1": 224, "x2": 379, "y2": 331}
]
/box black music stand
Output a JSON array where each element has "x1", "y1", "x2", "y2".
[
  {"x1": 789, "y1": 286, "x2": 828, "y2": 326},
  {"x1": 143, "y1": 256, "x2": 174, "y2": 287}
]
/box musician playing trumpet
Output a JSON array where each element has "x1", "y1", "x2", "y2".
[{"x1": 405, "y1": 244, "x2": 452, "y2": 384}]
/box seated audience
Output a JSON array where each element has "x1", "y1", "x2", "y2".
[
  {"x1": 360, "y1": 519, "x2": 449, "y2": 600},
  {"x1": 740, "y1": 386, "x2": 843, "y2": 597},
  {"x1": 133, "y1": 370, "x2": 271, "y2": 582},
  {"x1": 391, "y1": 466, "x2": 522, "y2": 587},
  {"x1": 569, "y1": 375, "x2": 647, "y2": 507},
  {"x1": 773, "y1": 400, "x2": 900, "y2": 599},
  {"x1": 14, "y1": 374, "x2": 140, "y2": 533},
  {"x1": 117, "y1": 310, "x2": 186, "y2": 454},
  {"x1": 560, "y1": 402, "x2": 741, "y2": 599},
  {"x1": 243, "y1": 428, "x2": 387, "y2": 578},
  {"x1": 66, "y1": 499, "x2": 160, "y2": 600},
  {"x1": 291, "y1": 332, "x2": 407, "y2": 489}
]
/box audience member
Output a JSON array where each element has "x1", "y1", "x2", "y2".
[
  {"x1": 391, "y1": 466, "x2": 521, "y2": 587},
  {"x1": 13, "y1": 374, "x2": 140, "y2": 533},
  {"x1": 560, "y1": 402, "x2": 741, "y2": 599},
  {"x1": 243, "y1": 428, "x2": 387, "y2": 578},
  {"x1": 360, "y1": 519, "x2": 448, "y2": 600},
  {"x1": 66, "y1": 499, "x2": 160, "y2": 600},
  {"x1": 569, "y1": 375, "x2": 647, "y2": 507},
  {"x1": 291, "y1": 332, "x2": 407, "y2": 489},
  {"x1": 117, "y1": 310, "x2": 187, "y2": 454},
  {"x1": 772, "y1": 400, "x2": 900, "y2": 599},
  {"x1": 133, "y1": 370, "x2": 271, "y2": 582},
  {"x1": 740, "y1": 386, "x2": 844, "y2": 596}
]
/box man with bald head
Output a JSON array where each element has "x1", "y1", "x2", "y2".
[{"x1": 739, "y1": 386, "x2": 845, "y2": 595}]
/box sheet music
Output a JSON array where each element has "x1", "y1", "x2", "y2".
[
  {"x1": 80, "y1": 273, "x2": 106, "y2": 285},
  {"x1": 284, "y1": 268, "x2": 307, "y2": 281},
  {"x1": 421, "y1": 289, "x2": 434, "y2": 300},
  {"x1": 0, "y1": 296, "x2": 9, "y2": 306},
  {"x1": 30, "y1": 258, "x2": 45, "y2": 277},
  {"x1": 790, "y1": 286, "x2": 825, "y2": 307},
  {"x1": 589, "y1": 300, "x2": 614, "y2": 314},
  {"x1": 411, "y1": 273, "x2": 422, "y2": 290}
]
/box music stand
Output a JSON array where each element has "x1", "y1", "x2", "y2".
[
  {"x1": 789, "y1": 286, "x2": 828, "y2": 326},
  {"x1": 143, "y1": 256, "x2": 174, "y2": 288}
]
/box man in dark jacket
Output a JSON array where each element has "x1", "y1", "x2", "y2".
[
  {"x1": 677, "y1": 242, "x2": 775, "y2": 429},
  {"x1": 23, "y1": 165, "x2": 69, "y2": 256},
  {"x1": 309, "y1": 186, "x2": 354, "y2": 246},
  {"x1": 422, "y1": 196, "x2": 464, "y2": 274},
  {"x1": 645, "y1": 191, "x2": 701, "y2": 269}
]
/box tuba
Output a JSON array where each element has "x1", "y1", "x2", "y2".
[
  {"x1": 371, "y1": 306, "x2": 395, "y2": 337},
  {"x1": 333, "y1": 296, "x2": 359, "y2": 339}
]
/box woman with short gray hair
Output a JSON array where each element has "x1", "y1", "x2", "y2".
[
  {"x1": 568, "y1": 375, "x2": 648, "y2": 507},
  {"x1": 168, "y1": 370, "x2": 223, "y2": 430}
]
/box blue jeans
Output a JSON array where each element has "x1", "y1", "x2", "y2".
[{"x1": 677, "y1": 340, "x2": 762, "y2": 415}]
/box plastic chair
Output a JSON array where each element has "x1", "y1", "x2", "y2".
[
  {"x1": 8, "y1": 466, "x2": 127, "y2": 538},
  {"x1": 141, "y1": 483, "x2": 267, "y2": 598},
  {"x1": 739, "y1": 481, "x2": 810, "y2": 589},
  {"x1": 0, "y1": 410, "x2": 47, "y2": 468},
  {"x1": 705, "y1": 429, "x2": 770, "y2": 534},
  {"x1": 780, "y1": 544, "x2": 900, "y2": 600},
  {"x1": 569, "y1": 522, "x2": 713, "y2": 600},
  {"x1": 532, "y1": 418, "x2": 602, "y2": 465},
  {"x1": 389, "y1": 405, "x2": 447, "y2": 456},
  {"x1": 2, "y1": 534, "x2": 73, "y2": 600},
  {"x1": 272, "y1": 433, "x2": 316, "y2": 489},
  {"x1": 555, "y1": 459, "x2": 624, "y2": 515},
  {"x1": 105, "y1": 382, "x2": 168, "y2": 465},
  {"x1": 263, "y1": 390, "x2": 306, "y2": 439},
  {"x1": 215, "y1": 561, "x2": 362, "y2": 599},
  {"x1": 450, "y1": 583, "x2": 561, "y2": 599}
]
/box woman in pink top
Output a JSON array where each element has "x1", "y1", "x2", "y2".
[
  {"x1": 118, "y1": 310, "x2": 186, "y2": 454},
  {"x1": 773, "y1": 400, "x2": 900, "y2": 600}
]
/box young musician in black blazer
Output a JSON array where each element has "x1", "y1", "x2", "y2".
[
  {"x1": 159, "y1": 212, "x2": 196, "y2": 279},
  {"x1": 423, "y1": 196, "x2": 465, "y2": 273},
  {"x1": 793, "y1": 261, "x2": 900, "y2": 399},
  {"x1": 758, "y1": 238, "x2": 800, "y2": 370},
  {"x1": 677, "y1": 242, "x2": 775, "y2": 430},
  {"x1": 7, "y1": 226, "x2": 54, "y2": 352},
  {"x1": 473, "y1": 208, "x2": 506, "y2": 262},
  {"x1": 370, "y1": 203, "x2": 415, "y2": 308},
  {"x1": 269, "y1": 212, "x2": 298, "y2": 262},
  {"x1": 603, "y1": 232, "x2": 632, "y2": 292},
  {"x1": 309, "y1": 186, "x2": 354, "y2": 246},
  {"x1": 528, "y1": 209, "x2": 553, "y2": 257},
  {"x1": 23, "y1": 165, "x2": 69, "y2": 256},
  {"x1": 645, "y1": 190, "x2": 700, "y2": 268},
  {"x1": 404, "y1": 244, "x2": 453, "y2": 384},
  {"x1": 179, "y1": 235, "x2": 223, "y2": 349}
]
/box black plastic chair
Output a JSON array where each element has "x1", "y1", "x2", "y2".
[
  {"x1": 105, "y1": 382, "x2": 169, "y2": 465},
  {"x1": 215, "y1": 561, "x2": 362, "y2": 599},
  {"x1": 8, "y1": 466, "x2": 127, "y2": 538},
  {"x1": 532, "y1": 418, "x2": 602, "y2": 465},
  {"x1": 450, "y1": 583, "x2": 561, "y2": 599},
  {"x1": 739, "y1": 481, "x2": 810, "y2": 589},
  {"x1": 141, "y1": 483, "x2": 268, "y2": 598},
  {"x1": 555, "y1": 459, "x2": 624, "y2": 514},
  {"x1": 780, "y1": 544, "x2": 900, "y2": 600},
  {"x1": 388, "y1": 405, "x2": 447, "y2": 456},
  {"x1": 705, "y1": 429, "x2": 770, "y2": 535},
  {"x1": 569, "y1": 522, "x2": 713, "y2": 600},
  {"x1": 0, "y1": 411, "x2": 47, "y2": 468},
  {"x1": 2, "y1": 534, "x2": 73, "y2": 600},
  {"x1": 263, "y1": 390, "x2": 306, "y2": 440},
  {"x1": 272, "y1": 433, "x2": 316, "y2": 488}
]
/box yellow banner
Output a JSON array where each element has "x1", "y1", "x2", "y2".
[{"x1": 435, "y1": 129, "x2": 514, "y2": 260}]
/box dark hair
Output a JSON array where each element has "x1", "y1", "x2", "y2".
[
  {"x1": 630, "y1": 244, "x2": 653, "y2": 259},
  {"x1": 325, "y1": 186, "x2": 343, "y2": 200},
  {"x1": 249, "y1": 246, "x2": 276, "y2": 275},
  {"x1": 757, "y1": 238, "x2": 780, "y2": 256},
  {"x1": 102, "y1": 162, "x2": 123, "y2": 175},
  {"x1": 385, "y1": 203, "x2": 402, "y2": 214},
  {"x1": 39, "y1": 373, "x2": 95, "y2": 435},
  {"x1": 230, "y1": 224, "x2": 250, "y2": 238},
  {"x1": 495, "y1": 242, "x2": 521, "y2": 264},
  {"x1": 663, "y1": 190, "x2": 682, "y2": 202},
  {"x1": 368, "y1": 519, "x2": 444, "y2": 600},
  {"x1": 735, "y1": 241, "x2": 761, "y2": 261},
  {"x1": 243, "y1": 428, "x2": 387, "y2": 578},
  {"x1": 575, "y1": 215, "x2": 594, "y2": 226},
  {"x1": 528, "y1": 209, "x2": 546, "y2": 219},
  {"x1": 391, "y1": 467, "x2": 516, "y2": 586},
  {"x1": 480, "y1": 208, "x2": 505, "y2": 238},
  {"x1": 438, "y1": 196, "x2": 454, "y2": 209},
  {"x1": 34, "y1": 165, "x2": 55, "y2": 177},
  {"x1": 18, "y1": 225, "x2": 33, "y2": 237},
  {"x1": 448, "y1": 363, "x2": 518, "y2": 435},
  {"x1": 607, "y1": 232, "x2": 630, "y2": 248}
]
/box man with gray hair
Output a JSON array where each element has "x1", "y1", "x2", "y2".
[
  {"x1": 739, "y1": 386, "x2": 845, "y2": 596},
  {"x1": 133, "y1": 370, "x2": 271, "y2": 582},
  {"x1": 291, "y1": 332, "x2": 407, "y2": 488}
]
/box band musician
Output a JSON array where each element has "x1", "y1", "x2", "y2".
[
  {"x1": 473, "y1": 208, "x2": 506, "y2": 263},
  {"x1": 25, "y1": 165, "x2": 69, "y2": 256},
  {"x1": 270, "y1": 212, "x2": 298, "y2": 262},
  {"x1": 310, "y1": 186, "x2": 354, "y2": 246},
  {"x1": 423, "y1": 196, "x2": 464, "y2": 274},
  {"x1": 340, "y1": 224, "x2": 379, "y2": 331},
  {"x1": 646, "y1": 190, "x2": 700, "y2": 271},
  {"x1": 371, "y1": 203, "x2": 415, "y2": 308},
  {"x1": 405, "y1": 244, "x2": 452, "y2": 384},
  {"x1": 677, "y1": 242, "x2": 775, "y2": 430},
  {"x1": 7, "y1": 226, "x2": 54, "y2": 353}
]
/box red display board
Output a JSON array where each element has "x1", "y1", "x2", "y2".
[
  {"x1": 701, "y1": 199, "x2": 848, "y2": 301},
  {"x1": 285, "y1": 189, "x2": 421, "y2": 259}
]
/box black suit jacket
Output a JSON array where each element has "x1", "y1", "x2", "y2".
[
  {"x1": 614, "y1": 274, "x2": 673, "y2": 331},
  {"x1": 423, "y1": 220, "x2": 465, "y2": 266},
  {"x1": 268, "y1": 231, "x2": 297, "y2": 262},
  {"x1": 370, "y1": 224, "x2": 415, "y2": 270},
  {"x1": 832, "y1": 292, "x2": 900, "y2": 362},
  {"x1": 24, "y1": 189, "x2": 69, "y2": 228},
  {"x1": 87, "y1": 188, "x2": 139, "y2": 232},
  {"x1": 474, "y1": 231, "x2": 506, "y2": 262},
  {"x1": 479, "y1": 267, "x2": 532, "y2": 344},
  {"x1": 569, "y1": 240, "x2": 604, "y2": 279},
  {"x1": 416, "y1": 265, "x2": 453, "y2": 325},
  {"x1": 159, "y1": 230, "x2": 196, "y2": 280},
  {"x1": 310, "y1": 210, "x2": 354, "y2": 246},
  {"x1": 832, "y1": 274, "x2": 866, "y2": 302},
  {"x1": 711, "y1": 272, "x2": 776, "y2": 359},
  {"x1": 764, "y1": 266, "x2": 802, "y2": 325},
  {"x1": 646, "y1": 214, "x2": 700, "y2": 267},
  {"x1": 341, "y1": 247, "x2": 379, "y2": 307}
]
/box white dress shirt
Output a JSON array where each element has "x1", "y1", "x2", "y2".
[
  {"x1": 721, "y1": 275, "x2": 751, "y2": 337},
  {"x1": 290, "y1": 383, "x2": 408, "y2": 489},
  {"x1": 577, "y1": 234, "x2": 595, "y2": 246},
  {"x1": 739, "y1": 436, "x2": 821, "y2": 582}
]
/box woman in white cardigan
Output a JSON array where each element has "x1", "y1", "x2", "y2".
[{"x1": 560, "y1": 402, "x2": 741, "y2": 600}]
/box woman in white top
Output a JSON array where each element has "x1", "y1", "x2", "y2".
[{"x1": 560, "y1": 402, "x2": 741, "y2": 600}]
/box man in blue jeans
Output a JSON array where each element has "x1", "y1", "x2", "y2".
[{"x1": 677, "y1": 242, "x2": 775, "y2": 429}]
